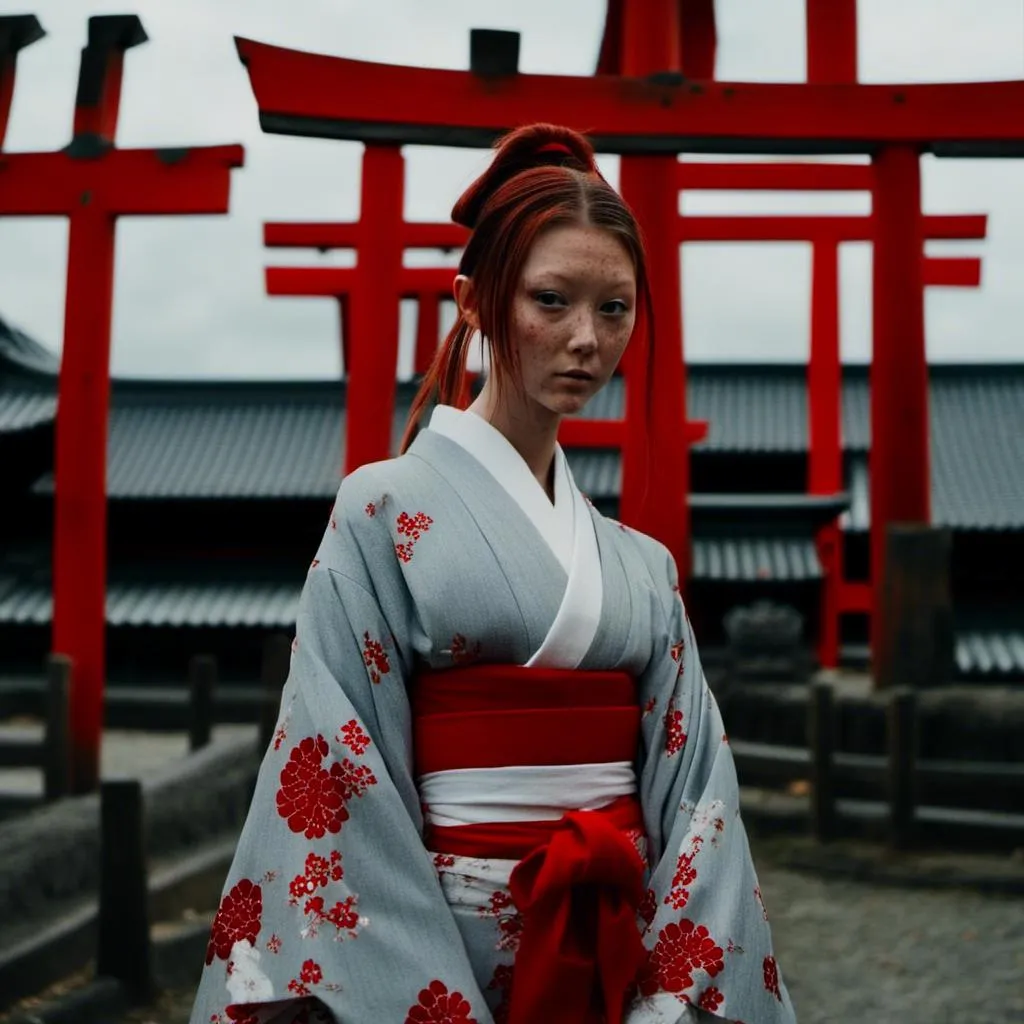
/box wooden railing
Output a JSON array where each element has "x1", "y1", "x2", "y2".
[{"x1": 730, "y1": 680, "x2": 1024, "y2": 847}]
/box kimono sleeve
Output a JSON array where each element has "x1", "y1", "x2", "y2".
[
  {"x1": 625, "y1": 544, "x2": 797, "y2": 1024},
  {"x1": 189, "y1": 469, "x2": 494, "y2": 1024}
]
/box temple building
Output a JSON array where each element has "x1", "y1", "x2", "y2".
[{"x1": 1, "y1": 316, "x2": 1021, "y2": 687}]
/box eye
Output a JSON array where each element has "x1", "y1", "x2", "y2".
[
  {"x1": 602, "y1": 299, "x2": 630, "y2": 315},
  {"x1": 534, "y1": 291, "x2": 566, "y2": 308}
]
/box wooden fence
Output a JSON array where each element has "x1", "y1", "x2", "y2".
[
  {"x1": 0, "y1": 634, "x2": 292, "y2": 799},
  {"x1": 730, "y1": 680, "x2": 1024, "y2": 848}
]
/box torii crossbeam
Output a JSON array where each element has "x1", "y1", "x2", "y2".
[{"x1": 0, "y1": 15, "x2": 244, "y2": 792}]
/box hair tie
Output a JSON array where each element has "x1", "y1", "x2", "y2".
[{"x1": 536, "y1": 142, "x2": 574, "y2": 156}]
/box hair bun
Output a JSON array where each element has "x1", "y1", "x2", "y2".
[{"x1": 452, "y1": 123, "x2": 599, "y2": 229}]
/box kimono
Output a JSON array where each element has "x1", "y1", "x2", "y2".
[{"x1": 190, "y1": 405, "x2": 796, "y2": 1024}]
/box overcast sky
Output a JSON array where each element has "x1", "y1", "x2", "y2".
[{"x1": 0, "y1": 0, "x2": 1021, "y2": 379}]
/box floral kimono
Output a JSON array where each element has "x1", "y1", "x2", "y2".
[{"x1": 190, "y1": 405, "x2": 796, "y2": 1024}]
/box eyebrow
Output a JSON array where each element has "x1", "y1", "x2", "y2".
[{"x1": 525, "y1": 271, "x2": 636, "y2": 291}]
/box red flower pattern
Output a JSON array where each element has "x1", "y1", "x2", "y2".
[
  {"x1": 289, "y1": 850, "x2": 344, "y2": 903},
  {"x1": 288, "y1": 957, "x2": 324, "y2": 997},
  {"x1": 664, "y1": 698, "x2": 687, "y2": 756},
  {"x1": 206, "y1": 878, "x2": 263, "y2": 964},
  {"x1": 665, "y1": 835, "x2": 703, "y2": 910},
  {"x1": 670, "y1": 638, "x2": 685, "y2": 674},
  {"x1": 266, "y1": 933, "x2": 282, "y2": 954},
  {"x1": 450, "y1": 633, "x2": 482, "y2": 665},
  {"x1": 698, "y1": 987, "x2": 724, "y2": 1012},
  {"x1": 763, "y1": 955, "x2": 781, "y2": 1000},
  {"x1": 642, "y1": 696, "x2": 657, "y2": 717},
  {"x1": 339, "y1": 719, "x2": 371, "y2": 755},
  {"x1": 329, "y1": 504, "x2": 337, "y2": 530},
  {"x1": 476, "y1": 888, "x2": 523, "y2": 953},
  {"x1": 405, "y1": 980, "x2": 478, "y2": 1024},
  {"x1": 433, "y1": 852, "x2": 456, "y2": 869},
  {"x1": 365, "y1": 502, "x2": 377, "y2": 517},
  {"x1": 637, "y1": 919, "x2": 725, "y2": 997},
  {"x1": 303, "y1": 892, "x2": 362, "y2": 938},
  {"x1": 362, "y1": 633, "x2": 391, "y2": 684},
  {"x1": 395, "y1": 511, "x2": 434, "y2": 563},
  {"x1": 309, "y1": 558, "x2": 320, "y2": 571},
  {"x1": 276, "y1": 735, "x2": 350, "y2": 839}
]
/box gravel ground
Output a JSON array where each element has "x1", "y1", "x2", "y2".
[{"x1": 112, "y1": 852, "x2": 1024, "y2": 1024}]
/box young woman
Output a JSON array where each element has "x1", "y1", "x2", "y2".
[{"x1": 191, "y1": 124, "x2": 796, "y2": 1024}]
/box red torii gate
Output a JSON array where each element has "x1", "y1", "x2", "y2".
[
  {"x1": 236, "y1": 0, "x2": 1024, "y2": 673},
  {"x1": 0, "y1": 15, "x2": 244, "y2": 792},
  {"x1": 260, "y1": 141, "x2": 708, "y2": 539}
]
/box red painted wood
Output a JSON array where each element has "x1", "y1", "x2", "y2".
[
  {"x1": 808, "y1": 239, "x2": 842, "y2": 496},
  {"x1": 0, "y1": 147, "x2": 243, "y2": 215},
  {"x1": 623, "y1": 0, "x2": 681, "y2": 77},
  {"x1": 597, "y1": 0, "x2": 715, "y2": 79},
  {"x1": 922, "y1": 256, "x2": 982, "y2": 287},
  {"x1": 557, "y1": 419, "x2": 625, "y2": 448},
  {"x1": 839, "y1": 581, "x2": 871, "y2": 614},
  {"x1": 806, "y1": 0, "x2": 858, "y2": 85},
  {"x1": 236, "y1": 37, "x2": 1024, "y2": 151},
  {"x1": 344, "y1": 145, "x2": 404, "y2": 474},
  {"x1": 679, "y1": 0, "x2": 717, "y2": 80},
  {"x1": 616, "y1": 1, "x2": 692, "y2": 582},
  {"x1": 0, "y1": 23, "x2": 242, "y2": 791},
  {"x1": 53, "y1": 204, "x2": 114, "y2": 793},
  {"x1": 808, "y1": 239, "x2": 842, "y2": 668},
  {"x1": 264, "y1": 220, "x2": 467, "y2": 251},
  {"x1": 871, "y1": 145, "x2": 929, "y2": 666},
  {"x1": 677, "y1": 213, "x2": 986, "y2": 243},
  {"x1": 678, "y1": 161, "x2": 872, "y2": 191},
  {"x1": 413, "y1": 291, "x2": 442, "y2": 375}
]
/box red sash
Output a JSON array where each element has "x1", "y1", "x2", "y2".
[{"x1": 414, "y1": 665, "x2": 647, "y2": 1024}]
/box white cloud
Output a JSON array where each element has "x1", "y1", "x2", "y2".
[{"x1": 0, "y1": 0, "x2": 1021, "y2": 378}]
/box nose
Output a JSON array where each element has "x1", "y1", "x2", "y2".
[{"x1": 566, "y1": 310, "x2": 599, "y2": 355}]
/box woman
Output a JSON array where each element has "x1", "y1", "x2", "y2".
[{"x1": 191, "y1": 123, "x2": 796, "y2": 1024}]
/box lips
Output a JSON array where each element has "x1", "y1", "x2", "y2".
[{"x1": 559, "y1": 370, "x2": 594, "y2": 381}]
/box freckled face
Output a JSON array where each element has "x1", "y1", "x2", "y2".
[{"x1": 508, "y1": 221, "x2": 637, "y2": 417}]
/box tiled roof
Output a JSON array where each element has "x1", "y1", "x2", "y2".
[
  {"x1": 0, "y1": 539, "x2": 818, "y2": 629},
  {"x1": 692, "y1": 537, "x2": 822, "y2": 581},
  {"x1": 956, "y1": 630, "x2": 1024, "y2": 678},
  {"x1": 0, "y1": 387, "x2": 56, "y2": 434},
  {"x1": 3, "y1": 317, "x2": 1023, "y2": 529},
  {"x1": 0, "y1": 318, "x2": 59, "y2": 433},
  {"x1": 0, "y1": 576, "x2": 302, "y2": 629}
]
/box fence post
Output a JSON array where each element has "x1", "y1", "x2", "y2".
[
  {"x1": 259, "y1": 632, "x2": 293, "y2": 751},
  {"x1": 188, "y1": 654, "x2": 217, "y2": 751},
  {"x1": 97, "y1": 779, "x2": 153, "y2": 1002},
  {"x1": 887, "y1": 687, "x2": 917, "y2": 849},
  {"x1": 44, "y1": 653, "x2": 73, "y2": 801},
  {"x1": 808, "y1": 679, "x2": 836, "y2": 841},
  {"x1": 875, "y1": 524, "x2": 954, "y2": 690}
]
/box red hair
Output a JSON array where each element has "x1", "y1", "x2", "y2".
[{"x1": 400, "y1": 123, "x2": 655, "y2": 452}]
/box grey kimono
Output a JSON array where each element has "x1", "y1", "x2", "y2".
[{"x1": 190, "y1": 412, "x2": 796, "y2": 1024}]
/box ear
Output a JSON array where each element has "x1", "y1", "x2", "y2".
[{"x1": 453, "y1": 274, "x2": 480, "y2": 331}]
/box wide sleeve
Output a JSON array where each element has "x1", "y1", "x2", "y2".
[
  {"x1": 625, "y1": 545, "x2": 797, "y2": 1024},
  {"x1": 190, "y1": 469, "x2": 494, "y2": 1024}
]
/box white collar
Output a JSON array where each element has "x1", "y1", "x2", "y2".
[{"x1": 427, "y1": 405, "x2": 575, "y2": 573}]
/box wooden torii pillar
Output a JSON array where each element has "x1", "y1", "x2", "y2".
[
  {"x1": 676, "y1": 157, "x2": 986, "y2": 665},
  {"x1": 235, "y1": 15, "x2": 1024, "y2": 627},
  {"x1": 0, "y1": 15, "x2": 244, "y2": 791}
]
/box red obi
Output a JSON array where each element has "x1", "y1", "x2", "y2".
[{"x1": 414, "y1": 665, "x2": 648, "y2": 1024}]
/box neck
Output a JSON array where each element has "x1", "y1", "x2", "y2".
[{"x1": 467, "y1": 382, "x2": 560, "y2": 500}]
